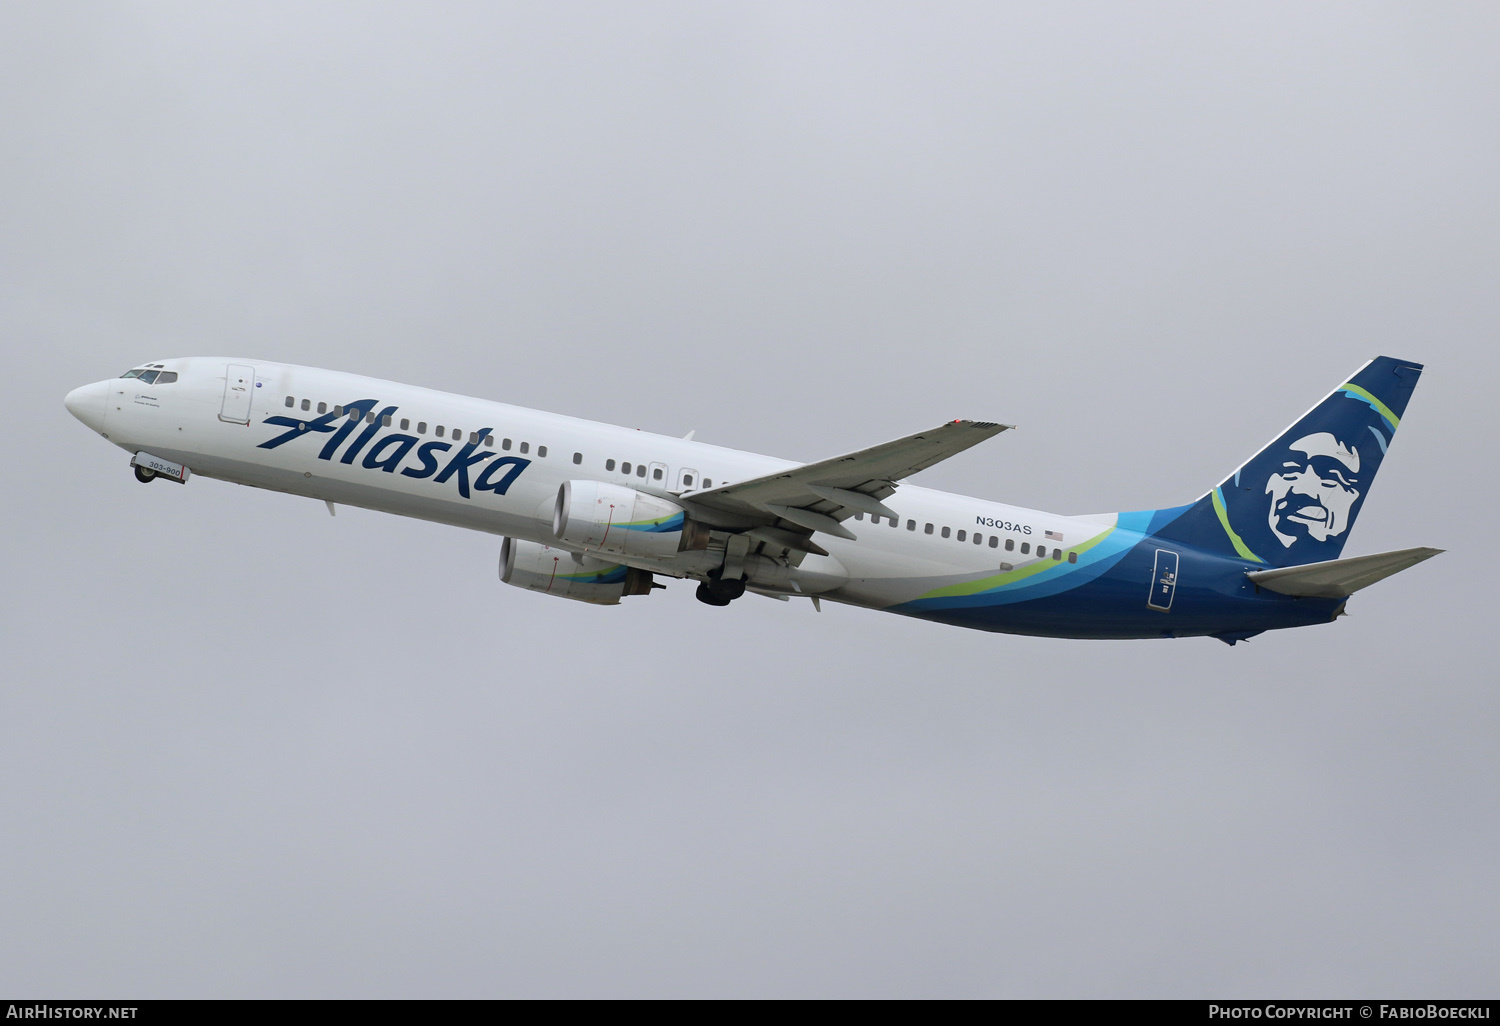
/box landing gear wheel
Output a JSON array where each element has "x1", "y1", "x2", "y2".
[
  {"x1": 696, "y1": 573, "x2": 747, "y2": 606},
  {"x1": 695, "y1": 582, "x2": 733, "y2": 607},
  {"x1": 714, "y1": 577, "x2": 746, "y2": 601},
  {"x1": 134, "y1": 465, "x2": 157, "y2": 483}
]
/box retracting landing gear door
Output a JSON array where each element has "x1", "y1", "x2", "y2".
[
  {"x1": 219, "y1": 364, "x2": 255, "y2": 424},
  {"x1": 1148, "y1": 548, "x2": 1179, "y2": 612}
]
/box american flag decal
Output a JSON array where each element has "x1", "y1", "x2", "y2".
[{"x1": 1045, "y1": 530, "x2": 1063, "y2": 541}]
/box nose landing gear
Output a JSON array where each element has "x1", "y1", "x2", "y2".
[{"x1": 128, "y1": 452, "x2": 190, "y2": 484}]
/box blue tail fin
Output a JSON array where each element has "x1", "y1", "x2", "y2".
[{"x1": 1148, "y1": 356, "x2": 1424, "y2": 567}]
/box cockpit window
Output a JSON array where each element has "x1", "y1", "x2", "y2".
[
  {"x1": 156, "y1": 372, "x2": 177, "y2": 384},
  {"x1": 137, "y1": 370, "x2": 160, "y2": 384},
  {"x1": 121, "y1": 369, "x2": 144, "y2": 378}
]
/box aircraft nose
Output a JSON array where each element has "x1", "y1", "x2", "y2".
[{"x1": 64, "y1": 380, "x2": 109, "y2": 434}]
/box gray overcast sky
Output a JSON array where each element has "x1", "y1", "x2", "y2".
[{"x1": 2, "y1": 1, "x2": 1497, "y2": 998}]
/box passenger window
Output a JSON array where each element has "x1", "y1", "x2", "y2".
[
  {"x1": 300, "y1": 398, "x2": 310, "y2": 411},
  {"x1": 317, "y1": 402, "x2": 327, "y2": 414},
  {"x1": 436, "y1": 426, "x2": 445, "y2": 437},
  {"x1": 636, "y1": 464, "x2": 646, "y2": 478},
  {"x1": 484, "y1": 436, "x2": 494, "y2": 447},
  {"x1": 1037, "y1": 546, "x2": 1046, "y2": 558},
  {"x1": 703, "y1": 478, "x2": 712, "y2": 488},
  {"x1": 469, "y1": 431, "x2": 478, "y2": 444},
  {"x1": 383, "y1": 414, "x2": 393, "y2": 427},
  {"x1": 416, "y1": 421, "x2": 426, "y2": 434},
  {"x1": 367, "y1": 412, "x2": 377, "y2": 424},
  {"x1": 907, "y1": 520, "x2": 916, "y2": 531},
  {"x1": 1005, "y1": 538, "x2": 1014, "y2": 551},
  {"x1": 285, "y1": 396, "x2": 295, "y2": 407},
  {"x1": 334, "y1": 406, "x2": 344, "y2": 417},
  {"x1": 1021, "y1": 542, "x2": 1030, "y2": 555},
  {"x1": 538, "y1": 446, "x2": 548, "y2": 458},
  {"x1": 941, "y1": 526, "x2": 950, "y2": 538},
  {"x1": 453, "y1": 427, "x2": 462, "y2": 439},
  {"x1": 924, "y1": 523, "x2": 934, "y2": 535},
  {"x1": 520, "y1": 442, "x2": 529, "y2": 454},
  {"x1": 400, "y1": 418, "x2": 409, "y2": 430},
  {"x1": 975, "y1": 533, "x2": 983, "y2": 545},
  {"x1": 682, "y1": 473, "x2": 693, "y2": 486},
  {"x1": 573, "y1": 452, "x2": 583, "y2": 465},
  {"x1": 1068, "y1": 551, "x2": 1078, "y2": 564},
  {"x1": 956, "y1": 529, "x2": 966, "y2": 541},
  {"x1": 621, "y1": 462, "x2": 631, "y2": 474},
  {"x1": 890, "y1": 516, "x2": 899, "y2": 528},
  {"x1": 138, "y1": 370, "x2": 159, "y2": 384},
  {"x1": 1053, "y1": 549, "x2": 1062, "y2": 560},
  {"x1": 502, "y1": 438, "x2": 511, "y2": 450},
  {"x1": 988, "y1": 536, "x2": 997, "y2": 548},
  {"x1": 652, "y1": 467, "x2": 662, "y2": 480},
  {"x1": 606, "y1": 459, "x2": 616, "y2": 471}
]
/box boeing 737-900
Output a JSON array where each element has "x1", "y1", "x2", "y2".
[{"x1": 64, "y1": 356, "x2": 1438, "y2": 643}]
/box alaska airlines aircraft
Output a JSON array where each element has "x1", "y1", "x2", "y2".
[{"x1": 64, "y1": 356, "x2": 1437, "y2": 643}]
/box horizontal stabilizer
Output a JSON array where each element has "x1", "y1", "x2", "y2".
[{"x1": 1246, "y1": 546, "x2": 1442, "y2": 599}]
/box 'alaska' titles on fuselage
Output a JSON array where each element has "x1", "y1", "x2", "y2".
[{"x1": 258, "y1": 398, "x2": 530, "y2": 499}]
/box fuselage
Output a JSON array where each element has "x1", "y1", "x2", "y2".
[{"x1": 64, "y1": 357, "x2": 1344, "y2": 641}]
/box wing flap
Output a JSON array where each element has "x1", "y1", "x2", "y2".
[{"x1": 1246, "y1": 546, "x2": 1442, "y2": 599}]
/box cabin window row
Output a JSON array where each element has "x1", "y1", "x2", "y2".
[
  {"x1": 281, "y1": 397, "x2": 735, "y2": 488},
  {"x1": 601, "y1": 459, "x2": 714, "y2": 490},
  {"x1": 282, "y1": 396, "x2": 549, "y2": 455},
  {"x1": 856, "y1": 512, "x2": 1078, "y2": 564}
]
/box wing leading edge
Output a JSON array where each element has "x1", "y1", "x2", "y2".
[{"x1": 678, "y1": 420, "x2": 1010, "y2": 551}]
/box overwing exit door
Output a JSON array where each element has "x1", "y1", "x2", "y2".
[{"x1": 219, "y1": 364, "x2": 255, "y2": 424}]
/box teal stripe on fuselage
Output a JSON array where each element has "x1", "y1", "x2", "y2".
[{"x1": 896, "y1": 510, "x2": 1158, "y2": 612}]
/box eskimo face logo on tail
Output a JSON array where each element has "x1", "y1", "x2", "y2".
[
  {"x1": 1221, "y1": 384, "x2": 1399, "y2": 564},
  {"x1": 256, "y1": 399, "x2": 530, "y2": 499},
  {"x1": 1265, "y1": 432, "x2": 1360, "y2": 547}
]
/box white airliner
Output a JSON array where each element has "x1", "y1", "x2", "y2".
[{"x1": 65, "y1": 356, "x2": 1438, "y2": 643}]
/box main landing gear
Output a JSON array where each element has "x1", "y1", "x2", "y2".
[{"x1": 695, "y1": 568, "x2": 747, "y2": 607}]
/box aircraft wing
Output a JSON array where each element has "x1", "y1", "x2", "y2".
[{"x1": 679, "y1": 419, "x2": 1010, "y2": 551}]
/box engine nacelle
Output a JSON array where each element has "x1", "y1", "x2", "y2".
[
  {"x1": 500, "y1": 537, "x2": 656, "y2": 605},
  {"x1": 553, "y1": 480, "x2": 710, "y2": 558}
]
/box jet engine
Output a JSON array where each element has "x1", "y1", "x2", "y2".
[
  {"x1": 499, "y1": 537, "x2": 657, "y2": 605},
  {"x1": 553, "y1": 481, "x2": 710, "y2": 558}
]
